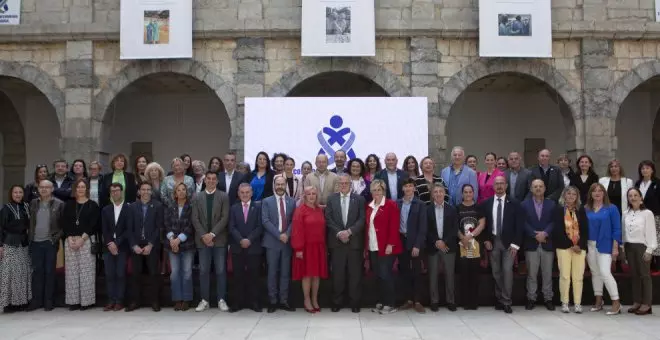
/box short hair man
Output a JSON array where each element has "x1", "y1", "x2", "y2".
[
  {"x1": 304, "y1": 154, "x2": 338, "y2": 206},
  {"x1": 101, "y1": 182, "x2": 132, "y2": 311},
  {"x1": 441, "y1": 147, "x2": 478, "y2": 206}
]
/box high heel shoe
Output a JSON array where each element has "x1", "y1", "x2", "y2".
[
  {"x1": 305, "y1": 307, "x2": 317, "y2": 314},
  {"x1": 313, "y1": 308, "x2": 321, "y2": 312},
  {"x1": 590, "y1": 302, "x2": 604, "y2": 312},
  {"x1": 606, "y1": 305, "x2": 622, "y2": 315}
]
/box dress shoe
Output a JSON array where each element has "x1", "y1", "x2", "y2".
[
  {"x1": 267, "y1": 304, "x2": 278, "y2": 313},
  {"x1": 495, "y1": 303, "x2": 504, "y2": 311},
  {"x1": 400, "y1": 301, "x2": 414, "y2": 310},
  {"x1": 44, "y1": 305, "x2": 54, "y2": 312},
  {"x1": 331, "y1": 306, "x2": 341, "y2": 312},
  {"x1": 103, "y1": 304, "x2": 115, "y2": 312},
  {"x1": 430, "y1": 303, "x2": 439, "y2": 312},
  {"x1": 503, "y1": 305, "x2": 513, "y2": 314},
  {"x1": 544, "y1": 301, "x2": 555, "y2": 311},
  {"x1": 525, "y1": 300, "x2": 535, "y2": 310},
  {"x1": 26, "y1": 303, "x2": 41, "y2": 312},
  {"x1": 229, "y1": 307, "x2": 243, "y2": 313},
  {"x1": 250, "y1": 305, "x2": 262, "y2": 313},
  {"x1": 280, "y1": 303, "x2": 295, "y2": 312},
  {"x1": 351, "y1": 307, "x2": 360, "y2": 313},
  {"x1": 113, "y1": 304, "x2": 124, "y2": 311},
  {"x1": 180, "y1": 302, "x2": 190, "y2": 311},
  {"x1": 80, "y1": 305, "x2": 93, "y2": 311},
  {"x1": 447, "y1": 304, "x2": 457, "y2": 312},
  {"x1": 413, "y1": 303, "x2": 426, "y2": 313},
  {"x1": 628, "y1": 305, "x2": 640, "y2": 313},
  {"x1": 174, "y1": 302, "x2": 182, "y2": 311},
  {"x1": 68, "y1": 304, "x2": 81, "y2": 311},
  {"x1": 636, "y1": 307, "x2": 652, "y2": 315},
  {"x1": 125, "y1": 303, "x2": 139, "y2": 312},
  {"x1": 152, "y1": 303, "x2": 161, "y2": 312}
]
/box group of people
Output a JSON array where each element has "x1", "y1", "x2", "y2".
[{"x1": 0, "y1": 147, "x2": 658, "y2": 317}]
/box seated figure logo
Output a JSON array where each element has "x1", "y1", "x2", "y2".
[
  {"x1": 317, "y1": 115, "x2": 356, "y2": 165},
  {"x1": 0, "y1": 0, "x2": 8, "y2": 13}
]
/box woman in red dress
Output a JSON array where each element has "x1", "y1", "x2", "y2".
[{"x1": 291, "y1": 186, "x2": 328, "y2": 313}]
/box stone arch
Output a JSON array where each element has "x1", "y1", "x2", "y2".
[
  {"x1": 0, "y1": 61, "x2": 65, "y2": 133},
  {"x1": 266, "y1": 58, "x2": 411, "y2": 97},
  {"x1": 0, "y1": 91, "x2": 26, "y2": 197},
  {"x1": 94, "y1": 59, "x2": 238, "y2": 149},
  {"x1": 609, "y1": 60, "x2": 660, "y2": 120}
]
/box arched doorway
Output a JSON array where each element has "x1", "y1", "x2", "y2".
[
  {"x1": 0, "y1": 77, "x2": 61, "y2": 202},
  {"x1": 100, "y1": 72, "x2": 231, "y2": 170},
  {"x1": 286, "y1": 71, "x2": 390, "y2": 97}
]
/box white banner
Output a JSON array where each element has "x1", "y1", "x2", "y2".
[
  {"x1": 0, "y1": 0, "x2": 20, "y2": 25},
  {"x1": 479, "y1": 0, "x2": 551, "y2": 58},
  {"x1": 120, "y1": 0, "x2": 192, "y2": 60},
  {"x1": 244, "y1": 97, "x2": 428, "y2": 173},
  {"x1": 656, "y1": 0, "x2": 660, "y2": 22},
  {"x1": 301, "y1": 0, "x2": 375, "y2": 56}
]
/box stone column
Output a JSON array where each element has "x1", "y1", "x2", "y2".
[
  {"x1": 580, "y1": 39, "x2": 615, "y2": 173},
  {"x1": 62, "y1": 41, "x2": 96, "y2": 162},
  {"x1": 410, "y1": 37, "x2": 444, "y2": 166},
  {"x1": 233, "y1": 38, "x2": 266, "y2": 161}
]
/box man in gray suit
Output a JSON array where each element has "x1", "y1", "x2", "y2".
[
  {"x1": 192, "y1": 171, "x2": 230, "y2": 312},
  {"x1": 505, "y1": 151, "x2": 532, "y2": 202},
  {"x1": 262, "y1": 176, "x2": 297, "y2": 313},
  {"x1": 325, "y1": 174, "x2": 365, "y2": 313}
]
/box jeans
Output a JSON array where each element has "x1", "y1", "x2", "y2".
[
  {"x1": 169, "y1": 250, "x2": 194, "y2": 302},
  {"x1": 369, "y1": 251, "x2": 395, "y2": 307},
  {"x1": 266, "y1": 247, "x2": 292, "y2": 304},
  {"x1": 103, "y1": 251, "x2": 127, "y2": 304},
  {"x1": 198, "y1": 246, "x2": 227, "y2": 302},
  {"x1": 29, "y1": 241, "x2": 58, "y2": 307}
]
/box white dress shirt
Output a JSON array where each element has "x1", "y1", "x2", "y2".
[
  {"x1": 640, "y1": 180, "x2": 651, "y2": 199},
  {"x1": 623, "y1": 209, "x2": 658, "y2": 254},
  {"x1": 275, "y1": 194, "x2": 287, "y2": 231},
  {"x1": 225, "y1": 171, "x2": 234, "y2": 189},
  {"x1": 113, "y1": 202, "x2": 123, "y2": 239},
  {"x1": 387, "y1": 170, "x2": 398, "y2": 199},
  {"x1": 368, "y1": 199, "x2": 385, "y2": 251},
  {"x1": 341, "y1": 193, "x2": 350, "y2": 226}
]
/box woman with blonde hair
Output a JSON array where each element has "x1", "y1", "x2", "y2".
[
  {"x1": 160, "y1": 158, "x2": 194, "y2": 208},
  {"x1": 600, "y1": 159, "x2": 634, "y2": 218},
  {"x1": 145, "y1": 162, "x2": 165, "y2": 203},
  {"x1": 191, "y1": 160, "x2": 207, "y2": 193}
]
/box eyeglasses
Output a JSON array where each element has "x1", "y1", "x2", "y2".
[{"x1": 36, "y1": 164, "x2": 47, "y2": 169}]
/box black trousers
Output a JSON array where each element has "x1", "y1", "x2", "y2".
[
  {"x1": 330, "y1": 246, "x2": 363, "y2": 307},
  {"x1": 460, "y1": 257, "x2": 481, "y2": 309},
  {"x1": 231, "y1": 250, "x2": 261, "y2": 308},
  {"x1": 129, "y1": 250, "x2": 161, "y2": 305},
  {"x1": 29, "y1": 241, "x2": 58, "y2": 308},
  {"x1": 398, "y1": 234, "x2": 423, "y2": 303}
]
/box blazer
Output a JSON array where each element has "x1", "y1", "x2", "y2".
[
  {"x1": 101, "y1": 202, "x2": 133, "y2": 251},
  {"x1": 365, "y1": 199, "x2": 403, "y2": 257},
  {"x1": 325, "y1": 192, "x2": 366, "y2": 250},
  {"x1": 273, "y1": 173, "x2": 303, "y2": 203},
  {"x1": 191, "y1": 190, "x2": 230, "y2": 248},
  {"x1": 303, "y1": 170, "x2": 339, "y2": 205},
  {"x1": 214, "y1": 171, "x2": 244, "y2": 207},
  {"x1": 505, "y1": 167, "x2": 532, "y2": 202},
  {"x1": 228, "y1": 201, "x2": 263, "y2": 255},
  {"x1": 397, "y1": 197, "x2": 427, "y2": 250},
  {"x1": 100, "y1": 171, "x2": 137, "y2": 208},
  {"x1": 551, "y1": 205, "x2": 589, "y2": 250},
  {"x1": 585, "y1": 204, "x2": 622, "y2": 254},
  {"x1": 530, "y1": 165, "x2": 565, "y2": 202},
  {"x1": 163, "y1": 202, "x2": 196, "y2": 252},
  {"x1": 29, "y1": 197, "x2": 64, "y2": 244},
  {"x1": 599, "y1": 177, "x2": 634, "y2": 218},
  {"x1": 243, "y1": 171, "x2": 275, "y2": 201},
  {"x1": 261, "y1": 194, "x2": 296, "y2": 249},
  {"x1": 521, "y1": 198, "x2": 556, "y2": 251},
  {"x1": 50, "y1": 174, "x2": 74, "y2": 202},
  {"x1": 569, "y1": 172, "x2": 599, "y2": 204},
  {"x1": 481, "y1": 195, "x2": 524, "y2": 249},
  {"x1": 128, "y1": 200, "x2": 164, "y2": 249},
  {"x1": 636, "y1": 178, "x2": 660, "y2": 216},
  {"x1": 426, "y1": 202, "x2": 459, "y2": 254},
  {"x1": 477, "y1": 169, "x2": 505, "y2": 204},
  {"x1": 375, "y1": 169, "x2": 409, "y2": 200}
]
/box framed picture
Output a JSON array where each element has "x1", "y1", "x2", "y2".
[
  {"x1": 0, "y1": 0, "x2": 21, "y2": 25},
  {"x1": 479, "y1": 0, "x2": 551, "y2": 58},
  {"x1": 302, "y1": 0, "x2": 375, "y2": 56},
  {"x1": 120, "y1": 0, "x2": 192, "y2": 60}
]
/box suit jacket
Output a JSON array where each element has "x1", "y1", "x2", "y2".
[
  {"x1": 397, "y1": 197, "x2": 427, "y2": 250},
  {"x1": 28, "y1": 197, "x2": 64, "y2": 244},
  {"x1": 128, "y1": 200, "x2": 164, "y2": 249},
  {"x1": 375, "y1": 169, "x2": 408, "y2": 200},
  {"x1": 163, "y1": 202, "x2": 196, "y2": 252},
  {"x1": 505, "y1": 168, "x2": 532, "y2": 202},
  {"x1": 330, "y1": 166, "x2": 347, "y2": 175},
  {"x1": 212, "y1": 171, "x2": 244, "y2": 206},
  {"x1": 481, "y1": 196, "x2": 524, "y2": 249},
  {"x1": 261, "y1": 194, "x2": 296, "y2": 249},
  {"x1": 100, "y1": 171, "x2": 138, "y2": 208},
  {"x1": 229, "y1": 201, "x2": 263, "y2": 255},
  {"x1": 365, "y1": 199, "x2": 403, "y2": 257},
  {"x1": 325, "y1": 192, "x2": 366, "y2": 250},
  {"x1": 191, "y1": 190, "x2": 230, "y2": 248},
  {"x1": 521, "y1": 198, "x2": 556, "y2": 251},
  {"x1": 599, "y1": 176, "x2": 634, "y2": 219},
  {"x1": 636, "y1": 178, "x2": 660, "y2": 216},
  {"x1": 243, "y1": 171, "x2": 275, "y2": 200},
  {"x1": 273, "y1": 173, "x2": 303, "y2": 203},
  {"x1": 530, "y1": 165, "x2": 564, "y2": 202},
  {"x1": 303, "y1": 171, "x2": 339, "y2": 205},
  {"x1": 50, "y1": 174, "x2": 74, "y2": 202},
  {"x1": 101, "y1": 202, "x2": 133, "y2": 251},
  {"x1": 426, "y1": 202, "x2": 459, "y2": 254},
  {"x1": 551, "y1": 205, "x2": 589, "y2": 250}
]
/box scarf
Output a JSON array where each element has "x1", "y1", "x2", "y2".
[{"x1": 564, "y1": 208, "x2": 580, "y2": 246}]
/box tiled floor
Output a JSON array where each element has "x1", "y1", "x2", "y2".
[{"x1": 1, "y1": 305, "x2": 660, "y2": 340}]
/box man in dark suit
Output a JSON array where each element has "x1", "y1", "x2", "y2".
[
  {"x1": 50, "y1": 159, "x2": 74, "y2": 202},
  {"x1": 483, "y1": 175, "x2": 524, "y2": 314},
  {"x1": 426, "y1": 184, "x2": 459, "y2": 312},
  {"x1": 217, "y1": 152, "x2": 244, "y2": 206},
  {"x1": 505, "y1": 151, "x2": 532, "y2": 202},
  {"x1": 397, "y1": 178, "x2": 427, "y2": 313},
  {"x1": 376, "y1": 152, "x2": 408, "y2": 200},
  {"x1": 228, "y1": 183, "x2": 263, "y2": 313},
  {"x1": 101, "y1": 182, "x2": 133, "y2": 312},
  {"x1": 522, "y1": 179, "x2": 556, "y2": 311},
  {"x1": 530, "y1": 149, "x2": 564, "y2": 202},
  {"x1": 325, "y1": 174, "x2": 365, "y2": 313},
  {"x1": 126, "y1": 182, "x2": 165, "y2": 312},
  {"x1": 262, "y1": 176, "x2": 297, "y2": 312},
  {"x1": 330, "y1": 150, "x2": 348, "y2": 175}
]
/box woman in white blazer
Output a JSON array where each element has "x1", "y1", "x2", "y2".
[
  {"x1": 274, "y1": 156, "x2": 303, "y2": 204},
  {"x1": 599, "y1": 159, "x2": 634, "y2": 219}
]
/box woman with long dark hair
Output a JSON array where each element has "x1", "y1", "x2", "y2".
[
  {"x1": 208, "y1": 156, "x2": 224, "y2": 174},
  {"x1": 244, "y1": 151, "x2": 274, "y2": 201},
  {"x1": 70, "y1": 159, "x2": 88, "y2": 182},
  {"x1": 635, "y1": 160, "x2": 660, "y2": 271},
  {"x1": 0, "y1": 185, "x2": 31, "y2": 312},
  {"x1": 272, "y1": 153, "x2": 287, "y2": 176},
  {"x1": 403, "y1": 156, "x2": 419, "y2": 179},
  {"x1": 364, "y1": 154, "x2": 382, "y2": 184},
  {"x1": 25, "y1": 164, "x2": 49, "y2": 203},
  {"x1": 570, "y1": 155, "x2": 599, "y2": 204},
  {"x1": 465, "y1": 155, "x2": 478, "y2": 173},
  {"x1": 347, "y1": 158, "x2": 371, "y2": 202},
  {"x1": 134, "y1": 155, "x2": 149, "y2": 184}
]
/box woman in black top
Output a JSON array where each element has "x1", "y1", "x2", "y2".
[
  {"x1": 61, "y1": 179, "x2": 100, "y2": 310},
  {"x1": 636, "y1": 160, "x2": 660, "y2": 270},
  {"x1": 24, "y1": 164, "x2": 49, "y2": 203},
  {"x1": 0, "y1": 185, "x2": 31, "y2": 312},
  {"x1": 569, "y1": 155, "x2": 599, "y2": 204},
  {"x1": 457, "y1": 184, "x2": 485, "y2": 310},
  {"x1": 414, "y1": 157, "x2": 446, "y2": 204}
]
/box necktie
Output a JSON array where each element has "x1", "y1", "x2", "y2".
[
  {"x1": 341, "y1": 196, "x2": 348, "y2": 226},
  {"x1": 496, "y1": 198, "x2": 503, "y2": 236},
  {"x1": 243, "y1": 203, "x2": 248, "y2": 223},
  {"x1": 279, "y1": 197, "x2": 286, "y2": 232}
]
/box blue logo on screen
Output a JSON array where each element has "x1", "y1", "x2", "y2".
[
  {"x1": 317, "y1": 115, "x2": 356, "y2": 165},
  {"x1": 0, "y1": 0, "x2": 8, "y2": 13}
]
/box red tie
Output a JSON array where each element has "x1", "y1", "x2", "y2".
[{"x1": 279, "y1": 197, "x2": 286, "y2": 232}]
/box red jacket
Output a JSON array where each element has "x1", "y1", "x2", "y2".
[{"x1": 365, "y1": 199, "x2": 403, "y2": 257}]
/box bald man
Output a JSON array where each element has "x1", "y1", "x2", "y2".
[
  {"x1": 304, "y1": 154, "x2": 339, "y2": 206},
  {"x1": 375, "y1": 152, "x2": 409, "y2": 200},
  {"x1": 530, "y1": 149, "x2": 564, "y2": 202}
]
